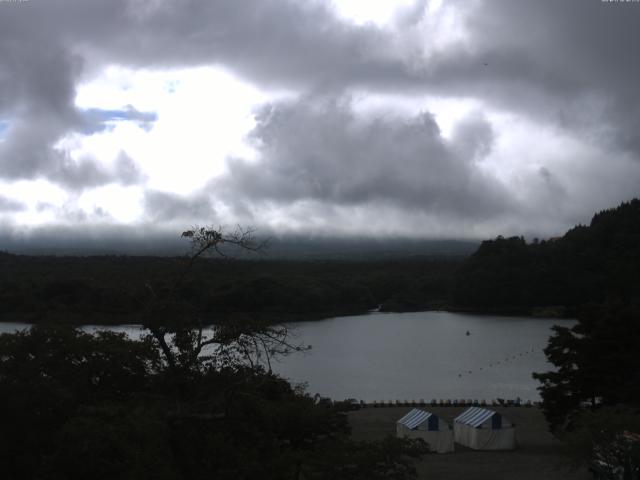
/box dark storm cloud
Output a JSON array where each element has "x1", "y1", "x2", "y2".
[
  {"x1": 0, "y1": 0, "x2": 417, "y2": 190},
  {"x1": 49, "y1": 151, "x2": 146, "y2": 191},
  {"x1": 113, "y1": 152, "x2": 146, "y2": 185},
  {"x1": 2, "y1": 0, "x2": 639, "y2": 149},
  {"x1": 0, "y1": 12, "x2": 147, "y2": 192},
  {"x1": 218, "y1": 97, "x2": 510, "y2": 220},
  {"x1": 0, "y1": 118, "x2": 144, "y2": 190},
  {"x1": 143, "y1": 189, "x2": 216, "y2": 223},
  {"x1": 83, "y1": 0, "x2": 414, "y2": 91},
  {"x1": 0, "y1": 38, "x2": 147, "y2": 187},
  {"x1": 425, "y1": 0, "x2": 640, "y2": 155},
  {"x1": 0, "y1": 25, "x2": 141, "y2": 190},
  {"x1": 0, "y1": 35, "x2": 84, "y2": 181},
  {"x1": 0, "y1": 195, "x2": 25, "y2": 213},
  {"x1": 449, "y1": 113, "x2": 493, "y2": 162},
  {"x1": 1, "y1": 0, "x2": 417, "y2": 93},
  {"x1": 3, "y1": 0, "x2": 639, "y2": 150},
  {"x1": 0, "y1": 0, "x2": 638, "y2": 242}
]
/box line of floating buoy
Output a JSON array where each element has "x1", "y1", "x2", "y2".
[
  {"x1": 366, "y1": 398, "x2": 539, "y2": 408},
  {"x1": 456, "y1": 347, "x2": 541, "y2": 378}
]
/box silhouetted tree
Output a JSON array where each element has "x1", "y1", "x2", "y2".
[
  {"x1": 533, "y1": 303, "x2": 640, "y2": 432},
  {"x1": 454, "y1": 198, "x2": 640, "y2": 313},
  {"x1": 0, "y1": 226, "x2": 430, "y2": 479},
  {"x1": 560, "y1": 407, "x2": 640, "y2": 480}
]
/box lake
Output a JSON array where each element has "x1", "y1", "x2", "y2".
[
  {"x1": 272, "y1": 311, "x2": 572, "y2": 402},
  {"x1": 0, "y1": 311, "x2": 572, "y2": 402}
]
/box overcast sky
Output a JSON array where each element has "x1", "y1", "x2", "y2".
[{"x1": 1, "y1": 0, "x2": 639, "y2": 250}]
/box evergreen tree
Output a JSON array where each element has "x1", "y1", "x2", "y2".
[{"x1": 533, "y1": 303, "x2": 640, "y2": 432}]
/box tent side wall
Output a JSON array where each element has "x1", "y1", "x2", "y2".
[
  {"x1": 454, "y1": 422, "x2": 471, "y2": 448},
  {"x1": 454, "y1": 423, "x2": 516, "y2": 450},
  {"x1": 396, "y1": 423, "x2": 410, "y2": 437}
]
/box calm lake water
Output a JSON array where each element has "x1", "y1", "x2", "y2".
[
  {"x1": 272, "y1": 311, "x2": 573, "y2": 402},
  {"x1": 0, "y1": 311, "x2": 572, "y2": 402}
]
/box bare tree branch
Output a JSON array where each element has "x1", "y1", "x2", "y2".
[{"x1": 134, "y1": 224, "x2": 306, "y2": 375}]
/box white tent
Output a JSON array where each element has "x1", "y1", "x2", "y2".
[
  {"x1": 453, "y1": 407, "x2": 516, "y2": 450},
  {"x1": 396, "y1": 408, "x2": 454, "y2": 453}
]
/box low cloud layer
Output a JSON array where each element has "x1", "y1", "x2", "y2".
[{"x1": 143, "y1": 189, "x2": 215, "y2": 224}]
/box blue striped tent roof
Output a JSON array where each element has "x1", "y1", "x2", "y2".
[
  {"x1": 454, "y1": 407, "x2": 497, "y2": 427},
  {"x1": 397, "y1": 409, "x2": 435, "y2": 430}
]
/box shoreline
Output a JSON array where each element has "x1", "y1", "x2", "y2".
[{"x1": 0, "y1": 305, "x2": 575, "y2": 327}]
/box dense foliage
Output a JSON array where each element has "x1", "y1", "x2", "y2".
[
  {"x1": 0, "y1": 325, "x2": 429, "y2": 479},
  {"x1": 454, "y1": 199, "x2": 640, "y2": 314},
  {"x1": 527, "y1": 201, "x2": 640, "y2": 474},
  {"x1": 0, "y1": 227, "x2": 429, "y2": 479},
  {"x1": 2, "y1": 199, "x2": 639, "y2": 324},
  {"x1": 561, "y1": 407, "x2": 640, "y2": 480},
  {"x1": 533, "y1": 303, "x2": 640, "y2": 432},
  {"x1": 0, "y1": 253, "x2": 460, "y2": 324}
]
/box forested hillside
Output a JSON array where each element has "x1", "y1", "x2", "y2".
[
  {"x1": 454, "y1": 199, "x2": 640, "y2": 314},
  {"x1": 0, "y1": 253, "x2": 460, "y2": 324},
  {"x1": 2, "y1": 199, "x2": 638, "y2": 324}
]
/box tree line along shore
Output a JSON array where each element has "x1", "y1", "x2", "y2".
[{"x1": 1, "y1": 199, "x2": 638, "y2": 325}]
